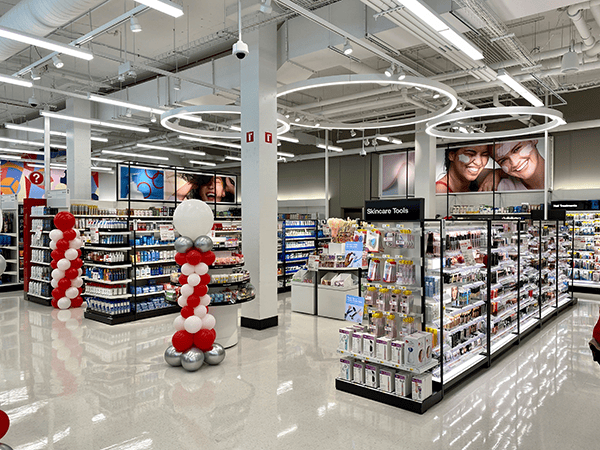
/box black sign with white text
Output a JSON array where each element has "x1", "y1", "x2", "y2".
[{"x1": 364, "y1": 199, "x2": 424, "y2": 222}]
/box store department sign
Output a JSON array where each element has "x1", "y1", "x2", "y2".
[
  {"x1": 550, "y1": 200, "x2": 590, "y2": 210},
  {"x1": 365, "y1": 199, "x2": 424, "y2": 221}
]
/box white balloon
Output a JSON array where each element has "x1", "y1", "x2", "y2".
[
  {"x1": 52, "y1": 269, "x2": 65, "y2": 280},
  {"x1": 74, "y1": 229, "x2": 81, "y2": 238},
  {"x1": 65, "y1": 287, "x2": 79, "y2": 299},
  {"x1": 64, "y1": 248, "x2": 78, "y2": 260},
  {"x1": 57, "y1": 297, "x2": 71, "y2": 310},
  {"x1": 201, "y1": 314, "x2": 216, "y2": 330},
  {"x1": 177, "y1": 295, "x2": 188, "y2": 308},
  {"x1": 57, "y1": 309, "x2": 72, "y2": 322},
  {"x1": 188, "y1": 273, "x2": 201, "y2": 287},
  {"x1": 194, "y1": 304, "x2": 207, "y2": 318},
  {"x1": 173, "y1": 315, "x2": 186, "y2": 331},
  {"x1": 77, "y1": 268, "x2": 83, "y2": 276},
  {"x1": 194, "y1": 263, "x2": 209, "y2": 275},
  {"x1": 181, "y1": 263, "x2": 194, "y2": 276},
  {"x1": 51, "y1": 278, "x2": 59, "y2": 288},
  {"x1": 49, "y1": 229, "x2": 63, "y2": 242},
  {"x1": 200, "y1": 295, "x2": 211, "y2": 306},
  {"x1": 184, "y1": 315, "x2": 203, "y2": 334},
  {"x1": 56, "y1": 347, "x2": 71, "y2": 361},
  {"x1": 57, "y1": 258, "x2": 71, "y2": 271},
  {"x1": 172, "y1": 199, "x2": 214, "y2": 240},
  {"x1": 49, "y1": 241, "x2": 57, "y2": 250},
  {"x1": 180, "y1": 284, "x2": 194, "y2": 297},
  {"x1": 69, "y1": 238, "x2": 83, "y2": 249},
  {"x1": 71, "y1": 277, "x2": 83, "y2": 288},
  {"x1": 65, "y1": 318, "x2": 79, "y2": 331}
]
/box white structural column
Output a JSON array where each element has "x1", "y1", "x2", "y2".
[
  {"x1": 414, "y1": 121, "x2": 437, "y2": 218},
  {"x1": 65, "y1": 98, "x2": 91, "y2": 199},
  {"x1": 240, "y1": 23, "x2": 279, "y2": 330}
]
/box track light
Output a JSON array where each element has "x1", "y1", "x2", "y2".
[
  {"x1": 343, "y1": 39, "x2": 353, "y2": 55},
  {"x1": 294, "y1": 116, "x2": 301, "y2": 123},
  {"x1": 397, "y1": 69, "x2": 406, "y2": 81},
  {"x1": 52, "y1": 55, "x2": 64, "y2": 69},
  {"x1": 130, "y1": 16, "x2": 142, "y2": 33},
  {"x1": 125, "y1": 108, "x2": 132, "y2": 118},
  {"x1": 314, "y1": 122, "x2": 321, "y2": 127},
  {"x1": 433, "y1": 92, "x2": 440, "y2": 99},
  {"x1": 150, "y1": 114, "x2": 157, "y2": 123},
  {"x1": 384, "y1": 65, "x2": 395, "y2": 78},
  {"x1": 350, "y1": 129, "x2": 356, "y2": 137},
  {"x1": 174, "y1": 78, "x2": 181, "y2": 91},
  {"x1": 561, "y1": 41, "x2": 579, "y2": 73},
  {"x1": 260, "y1": 0, "x2": 272, "y2": 14},
  {"x1": 30, "y1": 68, "x2": 41, "y2": 80}
]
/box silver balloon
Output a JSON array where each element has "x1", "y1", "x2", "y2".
[
  {"x1": 174, "y1": 236, "x2": 194, "y2": 254},
  {"x1": 0, "y1": 255, "x2": 6, "y2": 276},
  {"x1": 164, "y1": 345, "x2": 183, "y2": 367},
  {"x1": 194, "y1": 235, "x2": 213, "y2": 252},
  {"x1": 204, "y1": 343, "x2": 226, "y2": 365},
  {"x1": 181, "y1": 347, "x2": 205, "y2": 371},
  {"x1": 0, "y1": 444, "x2": 14, "y2": 450}
]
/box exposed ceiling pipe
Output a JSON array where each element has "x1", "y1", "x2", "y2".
[
  {"x1": 298, "y1": 86, "x2": 396, "y2": 111},
  {"x1": 568, "y1": 1, "x2": 600, "y2": 57},
  {"x1": 0, "y1": 0, "x2": 107, "y2": 62},
  {"x1": 488, "y1": 43, "x2": 584, "y2": 71}
]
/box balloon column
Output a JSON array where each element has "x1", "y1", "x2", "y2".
[
  {"x1": 0, "y1": 409, "x2": 12, "y2": 450},
  {"x1": 49, "y1": 212, "x2": 84, "y2": 310},
  {"x1": 164, "y1": 200, "x2": 226, "y2": 371}
]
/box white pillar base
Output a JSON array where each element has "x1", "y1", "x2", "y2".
[{"x1": 212, "y1": 303, "x2": 240, "y2": 349}]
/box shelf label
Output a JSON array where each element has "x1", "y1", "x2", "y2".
[
  {"x1": 90, "y1": 225, "x2": 99, "y2": 244},
  {"x1": 345, "y1": 294, "x2": 365, "y2": 324},
  {"x1": 160, "y1": 224, "x2": 175, "y2": 241}
]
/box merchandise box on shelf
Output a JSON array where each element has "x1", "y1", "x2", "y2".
[{"x1": 0, "y1": 196, "x2": 22, "y2": 291}]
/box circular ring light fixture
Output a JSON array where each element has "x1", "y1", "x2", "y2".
[
  {"x1": 161, "y1": 105, "x2": 290, "y2": 138},
  {"x1": 425, "y1": 106, "x2": 565, "y2": 140},
  {"x1": 276, "y1": 74, "x2": 457, "y2": 130}
]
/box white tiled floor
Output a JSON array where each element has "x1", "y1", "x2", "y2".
[{"x1": 0, "y1": 292, "x2": 598, "y2": 449}]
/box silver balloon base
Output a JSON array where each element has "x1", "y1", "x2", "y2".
[
  {"x1": 164, "y1": 344, "x2": 226, "y2": 371},
  {"x1": 0, "y1": 443, "x2": 14, "y2": 450}
]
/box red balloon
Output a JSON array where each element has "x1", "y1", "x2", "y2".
[
  {"x1": 58, "y1": 278, "x2": 71, "y2": 290},
  {"x1": 54, "y1": 211, "x2": 76, "y2": 231},
  {"x1": 172, "y1": 330, "x2": 194, "y2": 352},
  {"x1": 186, "y1": 249, "x2": 202, "y2": 266},
  {"x1": 70, "y1": 259, "x2": 83, "y2": 270},
  {"x1": 51, "y1": 298, "x2": 59, "y2": 309},
  {"x1": 56, "y1": 239, "x2": 70, "y2": 251},
  {"x1": 175, "y1": 252, "x2": 187, "y2": 266},
  {"x1": 195, "y1": 285, "x2": 208, "y2": 297},
  {"x1": 77, "y1": 249, "x2": 82, "y2": 258},
  {"x1": 62, "y1": 229, "x2": 76, "y2": 241},
  {"x1": 193, "y1": 329, "x2": 216, "y2": 352},
  {"x1": 65, "y1": 268, "x2": 78, "y2": 280},
  {"x1": 50, "y1": 260, "x2": 58, "y2": 270},
  {"x1": 52, "y1": 289, "x2": 65, "y2": 301},
  {"x1": 0, "y1": 410, "x2": 9, "y2": 440},
  {"x1": 179, "y1": 274, "x2": 188, "y2": 286},
  {"x1": 51, "y1": 249, "x2": 65, "y2": 261},
  {"x1": 200, "y1": 274, "x2": 211, "y2": 285},
  {"x1": 71, "y1": 296, "x2": 84, "y2": 308},
  {"x1": 202, "y1": 251, "x2": 216, "y2": 266},
  {"x1": 181, "y1": 306, "x2": 194, "y2": 318},
  {"x1": 187, "y1": 294, "x2": 200, "y2": 308}
]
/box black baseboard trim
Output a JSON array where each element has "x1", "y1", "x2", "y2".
[{"x1": 241, "y1": 315, "x2": 278, "y2": 330}]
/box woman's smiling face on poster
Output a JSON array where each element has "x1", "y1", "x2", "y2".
[
  {"x1": 449, "y1": 145, "x2": 490, "y2": 181},
  {"x1": 494, "y1": 140, "x2": 540, "y2": 180}
]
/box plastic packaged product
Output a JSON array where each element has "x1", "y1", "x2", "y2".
[
  {"x1": 383, "y1": 231, "x2": 395, "y2": 247},
  {"x1": 383, "y1": 259, "x2": 397, "y2": 283},
  {"x1": 371, "y1": 311, "x2": 386, "y2": 337},
  {"x1": 395, "y1": 230, "x2": 406, "y2": 248},
  {"x1": 366, "y1": 229, "x2": 381, "y2": 253},
  {"x1": 367, "y1": 258, "x2": 381, "y2": 281},
  {"x1": 386, "y1": 313, "x2": 398, "y2": 339},
  {"x1": 400, "y1": 290, "x2": 413, "y2": 315},
  {"x1": 377, "y1": 288, "x2": 390, "y2": 311},
  {"x1": 389, "y1": 289, "x2": 401, "y2": 313},
  {"x1": 364, "y1": 286, "x2": 378, "y2": 307}
]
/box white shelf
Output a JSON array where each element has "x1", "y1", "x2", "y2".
[
  {"x1": 30, "y1": 278, "x2": 51, "y2": 284},
  {"x1": 83, "y1": 292, "x2": 132, "y2": 299},
  {"x1": 133, "y1": 290, "x2": 166, "y2": 297},
  {"x1": 97, "y1": 231, "x2": 130, "y2": 235},
  {"x1": 83, "y1": 277, "x2": 132, "y2": 285},
  {"x1": 31, "y1": 261, "x2": 50, "y2": 266},
  {"x1": 136, "y1": 274, "x2": 173, "y2": 280},
  {"x1": 84, "y1": 262, "x2": 132, "y2": 269},
  {"x1": 0, "y1": 232, "x2": 17, "y2": 236},
  {"x1": 435, "y1": 353, "x2": 487, "y2": 385},
  {"x1": 135, "y1": 244, "x2": 175, "y2": 248},
  {"x1": 83, "y1": 246, "x2": 132, "y2": 251},
  {"x1": 337, "y1": 349, "x2": 438, "y2": 374},
  {"x1": 134, "y1": 259, "x2": 175, "y2": 265},
  {"x1": 30, "y1": 246, "x2": 48, "y2": 250}
]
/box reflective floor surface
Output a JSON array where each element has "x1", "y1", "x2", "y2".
[{"x1": 0, "y1": 293, "x2": 598, "y2": 449}]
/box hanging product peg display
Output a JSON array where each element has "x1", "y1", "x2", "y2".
[
  {"x1": 164, "y1": 200, "x2": 226, "y2": 371},
  {"x1": 49, "y1": 212, "x2": 84, "y2": 310}
]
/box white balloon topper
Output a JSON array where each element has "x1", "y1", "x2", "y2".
[{"x1": 172, "y1": 199, "x2": 215, "y2": 240}]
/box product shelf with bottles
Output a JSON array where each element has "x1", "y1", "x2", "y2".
[
  {"x1": 278, "y1": 218, "x2": 317, "y2": 292},
  {"x1": 0, "y1": 197, "x2": 22, "y2": 291}
]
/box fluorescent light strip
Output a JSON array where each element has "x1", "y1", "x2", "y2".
[
  {"x1": 317, "y1": 143, "x2": 343, "y2": 152},
  {"x1": 89, "y1": 94, "x2": 166, "y2": 115},
  {"x1": 0, "y1": 154, "x2": 23, "y2": 161},
  {"x1": 278, "y1": 135, "x2": 300, "y2": 143},
  {"x1": 0, "y1": 136, "x2": 59, "y2": 147},
  {"x1": 224, "y1": 155, "x2": 242, "y2": 161},
  {"x1": 28, "y1": 163, "x2": 67, "y2": 169},
  {"x1": 190, "y1": 160, "x2": 217, "y2": 166},
  {"x1": 439, "y1": 29, "x2": 484, "y2": 61},
  {"x1": 178, "y1": 135, "x2": 242, "y2": 149},
  {"x1": 41, "y1": 111, "x2": 149, "y2": 133},
  {"x1": 137, "y1": 143, "x2": 206, "y2": 156},
  {"x1": 91, "y1": 167, "x2": 114, "y2": 172},
  {"x1": 5, "y1": 123, "x2": 110, "y2": 142},
  {"x1": 0, "y1": 25, "x2": 93, "y2": 61},
  {"x1": 102, "y1": 150, "x2": 168, "y2": 161},
  {"x1": 496, "y1": 70, "x2": 544, "y2": 107},
  {"x1": 136, "y1": 0, "x2": 184, "y2": 18},
  {"x1": 277, "y1": 151, "x2": 295, "y2": 158},
  {"x1": 397, "y1": 0, "x2": 449, "y2": 32},
  {"x1": 376, "y1": 136, "x2": 403, "y2": 145},
  {"x1": 91, "y1": 157, "x2": 122, "y2": 163},
  {"x1": 0, "y1": 147, "x2": 44, "y2": 155},
  {"x1": 0, "y1": 73, "x2": 32, "y2": 88}
]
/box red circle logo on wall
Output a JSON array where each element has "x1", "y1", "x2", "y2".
[{"x1": 29, "y1": 172, "x2": 44, "y2": 185}]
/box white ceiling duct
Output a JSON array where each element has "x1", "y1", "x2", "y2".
[{"x1": 0, "y1": 0, "x2": 106, "y2": 62}]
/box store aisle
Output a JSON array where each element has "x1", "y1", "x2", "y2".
[{"x1": 0, "y1": 293, "x2": 598, "y2": 450}]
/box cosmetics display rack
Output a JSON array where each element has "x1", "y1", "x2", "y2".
[
  {"x1": 564, "y1": 211, "x2": 600, "y2": 292},
  {"x1": 0, "y1": 205, "x2": 22, "y2": 291},
  {"x1": 23, "y1": 200, "x2": 61, "y2": 306},
  {"x1": 278, "y1": 219, "x2": 317, "y2": 292}
]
